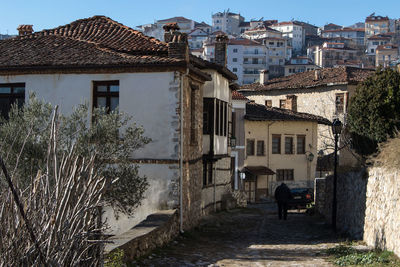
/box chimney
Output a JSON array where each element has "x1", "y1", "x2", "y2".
[
  {"x1": 286, "y1": 95, "x2": 297, "y2": 111},
  {"x1": 17, "y1": 25, "x2": 33, "y2": 36},
  {"x1": 163, "y1": 23, "x2": 189, "y2": 62},
  {"x1": 259, "y1": 69, "x2": 269, "y2": 85},
  {"x1": 215, "y1": 34, "x2": 228, "y2": 66},
  {"x1": 314, "y1": 69, "x2": 321, "y2": 81}
]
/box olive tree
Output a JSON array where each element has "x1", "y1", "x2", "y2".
[{"x1": 0, "y1": 95, "x2": 150, "y2": 265}]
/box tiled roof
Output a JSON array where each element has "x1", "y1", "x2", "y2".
[
  {"x1": 368, "y1": 34, "x2": 393, "y2": 40},
  {"x1": 228, "y1": 38, "x2": 262, "y2": 46},
  {"x1": 272, "y1": 21, "x2": 302, "y2": 27},
  {"x1": 195, "y1": 21, "x2": 211, "y2": 28},
  {"x1": 240, "y1": 66, "x2": 374, "y2": 91},
  {"x1": 22, "y1": 16, "x2": 168, "y2": 55},
  {"x1": 245, "y1": 102, "x2": 331, "y2": 125},
  {"x1": 232, "y1": 90, "x2": 248, "y2": 101},
  {"x1": 0, "y1": 35, "x2": 180, "y2": 69},
  {"x1": 376, "y1": 44, "x2": 398, "y2": 50},
  {"x1": 157, "y1": 16, "x2": 192, "y2": 23},
  {"x1": 323, "y1": 27, "x2": 364, "y2": 33}
]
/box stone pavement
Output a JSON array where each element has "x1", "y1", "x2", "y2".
[{"x1": 133, "y1": 201, "x2": 340, "y2": 266}]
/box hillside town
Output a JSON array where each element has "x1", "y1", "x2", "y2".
[{"x1": 0, "y1": 6, "x2": 400, "y2": 267}]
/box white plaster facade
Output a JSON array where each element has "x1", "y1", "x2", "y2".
[
  {"x1": 0, "y1": 71, "x2": 183, "y2": 235},
  {"x1": 271, "y1": 22, "x2": 305, "y2": 54}
]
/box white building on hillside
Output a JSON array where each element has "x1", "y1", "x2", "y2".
[
  {"x1": 271, "y1": 21, "x2": 305, "y2": 55},
  {"x1": 212, "y1": 10, "x2": 244, "y2": 36},
  {"x1": 203, "y1": 38, "x2": 268, "y2": 85}
]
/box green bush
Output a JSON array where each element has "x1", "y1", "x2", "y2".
[{"x1": 347, "y1": 68, "x2": 400, "y2": 155}]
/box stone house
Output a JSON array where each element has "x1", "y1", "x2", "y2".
[
  {"x1": 0, "y1": 16, "x2": 236, "y2": 235},
  {"x1": 239, "y1": 67, "x2": 374, "y2": 168},
  {"x1": 243, "y1": 102, "x2": 330, "y2": 201}
]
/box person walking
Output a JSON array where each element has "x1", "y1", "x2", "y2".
[{"x1": 274, "y1": 183, "x2": 292, "y2": 220}]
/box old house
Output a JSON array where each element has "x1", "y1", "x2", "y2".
[
  {"x1": 231, "y1": 90, "x2": 248, "y2": 192},
  {"x1": 375, "y1": 44, "x2": 399, "y2": 67},
  {"x1": 0, "y1": 16, "x2": 237, "y2": 237},
  {"x1": 198, "y1": 34, "x2": 238, "y2": 213},
  {"x1": 243, "y1": 102, "x2": 330, "y2": 201},
  {"x1": 239, "y1": 67, "x2": 374, "y2": 168}
]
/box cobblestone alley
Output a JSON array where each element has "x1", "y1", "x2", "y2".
[{"x1": 134, "y1": 201, "x2": 340, "y2": 266}]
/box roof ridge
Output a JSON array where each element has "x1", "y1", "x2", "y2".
[{"x1": 18, "y1": 15, "x2": 168, "y2": 55}]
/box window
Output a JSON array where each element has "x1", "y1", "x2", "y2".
[
  {"x1": 256, "y1": 140, "x2": 265, "y2": 156},
  {"x1": 93, "y1": 81, "x2": 119, "y2": 112},
  {"x1": 216, "y1": 100, "x2": 220, "y2": 135},
  {"x1": 203, "y1": 98, "x2": 214, "y2": 134},
  {"x1": 335, "y1": 93, "x2": 344, "y2": 114},
  {"x1": 276, "y1": 169, "x2": 294, "y2": 181},
  {"x1": 233, "y1": 48, "x2": 238, "y2": 53},
  {"x1": 232, "y1": 68, "x2": 238, "y2": 72},
  {"x1": 285, "y1": 136, "x2": 294, "y2": 154},
  {"x1": 246, "y1": 139, "x2": 255, "y2": 156},
  {"x1": 265, "y1": 100, "x2": 272, "y2": 107},
  {"x1": 279, "y1": 99, "x2": 286, "y2": 109},
  {"x1": 0, "y1": 83, "x2": 25, "y2": 119},
  {"x1": 232, "y1": 58, "x2": 238, "y2": 62},
  {"x1": 272, "y1": 134, "x2": 281, "y2": 154},
  {"x1": 297, "y1": 135, "x2": 306, "y2": 154},
  {"x1": 252, "y1": 58, "x2": 258, "y2": 64}
]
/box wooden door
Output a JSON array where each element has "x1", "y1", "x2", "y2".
[{"x1": 244, "y1": 180, "x2": 256, "y2": 203}]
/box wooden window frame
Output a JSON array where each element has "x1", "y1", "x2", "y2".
[
  {"x1": 285, "y1": 136, "x2": 294, "y2": 154},
  {"x1": 279, "y1": 99, "x2": 286, "y2": 109},
  {"x1": 93, "y1": 80, "x2": 119, "y2": 113},
  {"x1": 246, "y1": 139, "x2": 255, "y2": 156},
  {"x1": 256, "y1": 140, "x2": 265, "y2": 156},
  {"x1": 276, "y1": 169, "x2": 294, "y2": 181},
  {"x1": 203, "y1": 98, "x2": 214, "y2": 135},
  {"x1": 335, "y1": 93, "x2": 344, "y2": 114},
  {"x1": 0, "y1": 83, "x2": 25, "y2": 119},
  {"x1": 272, "y1": 134, "x2": 281, "y2": 154},
  {"x1": 297, "y1": 135, "x2": 306, "y2": 154}
]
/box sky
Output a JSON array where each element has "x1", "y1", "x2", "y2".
[{"x1": 1, "y1": 0, "x2": 400, "y2": 35}]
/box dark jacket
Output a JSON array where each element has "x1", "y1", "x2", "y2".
[{"x1": 274, "y1": 183, "x2": 292, "y2": 203}]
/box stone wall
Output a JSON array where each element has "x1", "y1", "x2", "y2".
[
  {"x1": 109, "y1": 210, "x2": 180, "y2": 261},
  {"x1": 315, "y1": 167, "x2": 400, "y2": 257},
  {"x1": 363, "y1": 167, "x2": 400, "y2": 257},
  {"x1": 314, "y1": 170, "x2": 367, "y2": 239}
]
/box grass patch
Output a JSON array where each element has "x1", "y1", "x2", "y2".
[{"x1": 327, "y1": 244, "x2": 400, "y2": 266}]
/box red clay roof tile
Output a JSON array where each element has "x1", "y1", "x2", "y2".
[{"x1": 240, "y1": 66, "x2": 374, "y2": 91}]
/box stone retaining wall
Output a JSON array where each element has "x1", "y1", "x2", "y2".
[
  {"x1": 315, "y1": 167, "x2": 400, "y2": 257},
  {"x1": 107, "y1": 210, "x2": 180, "y2": 261},
  {"x1": 363, "y1": 167, "x2": 400, "y2": 257},
  {"x1": 314, "y1": 170, "x2": 367, "y2": 239}
]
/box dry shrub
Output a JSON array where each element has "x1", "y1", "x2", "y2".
[{"x1": 370, "y1": 133, "x2": 400, "y2": 169}]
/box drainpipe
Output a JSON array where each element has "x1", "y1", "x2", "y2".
[{"x1": 179, "y1": 68, "x2": 189, "y2": 234}]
